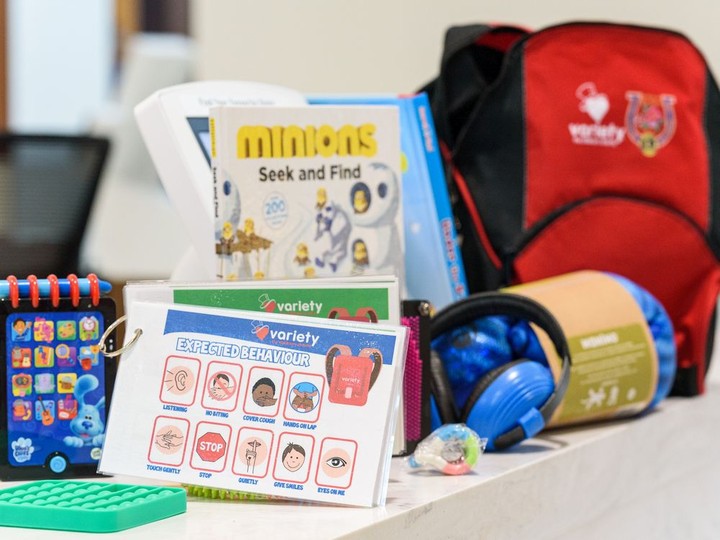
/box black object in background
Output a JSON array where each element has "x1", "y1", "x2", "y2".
[{"x1": 0, "y1": 134, "x2": 109, "y2": 277}]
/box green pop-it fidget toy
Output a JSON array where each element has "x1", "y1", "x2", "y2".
[{"x1": 0, "y1": 480, "x2": 186, "y2": 533}]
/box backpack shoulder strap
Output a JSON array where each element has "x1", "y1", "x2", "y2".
[{"x1": 426, "y1": 24, "x2": 528, "y2": 149}]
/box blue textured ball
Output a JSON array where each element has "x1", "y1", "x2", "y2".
[
  {"x1": 606, "y1": 273, "x2": 676, "y2": 408},
  {"x1": 432, "y1": 316, "x2": 548, "y2": 411}
]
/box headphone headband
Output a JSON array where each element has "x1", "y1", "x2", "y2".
[{"x1": 431, "y1": 292, "x2": 572, "y2": 449}]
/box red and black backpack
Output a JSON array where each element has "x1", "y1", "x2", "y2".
[{"x1": 424, "y1": 21, "x2": 720, "y2": 396}]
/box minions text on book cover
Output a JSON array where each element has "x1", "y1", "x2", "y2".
[{"x1": 210, "y1": 106, "x2": 403, "y2": 283}]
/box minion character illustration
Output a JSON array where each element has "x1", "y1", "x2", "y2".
[
  {"x1": 221, "y1": 222, "x2": 234, "y2": 247},
  {"x1": 315, "y1": 187, "x2": 328, "y2": 211},
  {"x1": 244, "y1": 218, "x2": 255, "y2": 235},
  {"x1": 351, "y1": 182, "x2": 371, "y2": 214},
  {"x1": 352, "y1": 238, "x2": 370, "y2": 274},
  {"x1": 349, "y1": 162, "x2": 399, "y2": 227},
  {"x1": 294, "y1": 242, "x2": 311, "y2": 266},
  {"x1": 346, "y1": 162, "x2": 403, "y2": 275}
]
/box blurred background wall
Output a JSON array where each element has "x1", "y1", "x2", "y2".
[{"x1": 191, "y1": 0, "x2": 720, "y2": 93}]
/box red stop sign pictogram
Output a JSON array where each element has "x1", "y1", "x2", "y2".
[{"x1": 196, "y1": 432, "x2": 226, "y2": 462}]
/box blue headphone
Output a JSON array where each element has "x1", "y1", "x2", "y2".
[{"x1": 429, "y1": 292, "x2": 572, "y2": 451}]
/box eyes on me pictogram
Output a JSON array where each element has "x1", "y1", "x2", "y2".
[{"x1": 321, "y1": 447, "x2": 352, "y2": 478}]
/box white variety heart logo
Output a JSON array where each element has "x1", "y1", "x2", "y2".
[
  {"x1": 581, "y1": 93, "x2": 610, "y2": 124},
  {"x1": 576, "y1": 82, "x2": 610, "y2": 124},
  {"x1": 569, "y1": 82, "x2": 626, "y2": 148}
]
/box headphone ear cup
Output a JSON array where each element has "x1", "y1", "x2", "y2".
[
  {"x1": 461, "y1": 359, "x2": 555, "y2": 451},
  {"x1": 429, "y1": 350, "x2": 460, "y2": 428}
]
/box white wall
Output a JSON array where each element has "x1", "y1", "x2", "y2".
[
  {"x1": 191, "y1": 0, "x2": 720, "y2": 93},
  {"x1": 7, "y1": 0, "x2": 115, "y2": 133}
]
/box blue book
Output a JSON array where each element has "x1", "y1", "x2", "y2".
[{"x1": 308, "y1": 93, "x2": 468, "y2": 309}]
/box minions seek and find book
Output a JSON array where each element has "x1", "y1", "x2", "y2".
[{"x1": 210, "y1": 105, "x2": 403, "y2": 285}]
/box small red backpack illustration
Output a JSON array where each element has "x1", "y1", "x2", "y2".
[{"x1": 325, "y1": 345, "x2": 382, "y2": 406}]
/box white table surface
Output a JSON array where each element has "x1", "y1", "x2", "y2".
[{"x1": 2, "y1": 382, "x2": 720, "y2": 540}]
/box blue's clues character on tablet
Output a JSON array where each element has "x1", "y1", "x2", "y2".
[{"x1": 63, "y1": 374, "x2": 105, "y2": 448}]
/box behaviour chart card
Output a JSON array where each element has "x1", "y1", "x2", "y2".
[{"x1": 99, "y1": 301, "x2": 408, "y2": 507}]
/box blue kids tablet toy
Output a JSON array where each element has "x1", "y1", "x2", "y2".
[{"x1": 0, "y1": 274, "x2": 117, "y2": 480}]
